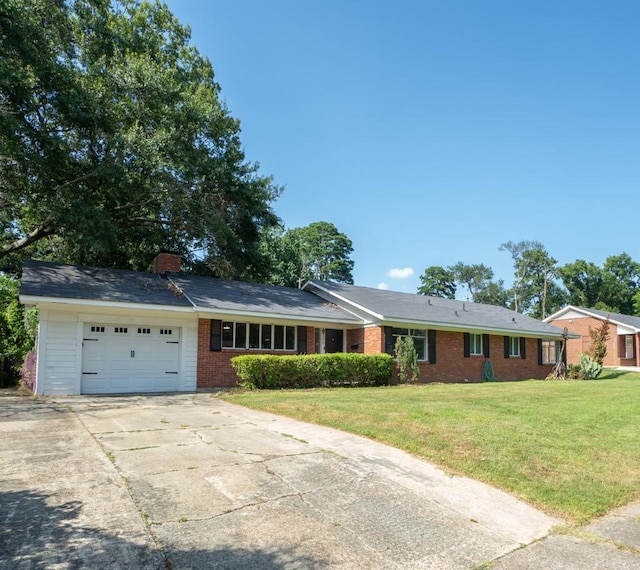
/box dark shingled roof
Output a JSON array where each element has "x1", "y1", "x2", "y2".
[
  {"x1": 305, "y1": 280, "x2": 567, "y2": 338},
  {"x1": 169, "y1": 274, "x2": 362, "y2": 322},
  {"x1": 20, "y1": 260, "x2": 192, "y2": 308},
  {"x1": 20, "y1": 261, "x2": 362, "y2": 323}
]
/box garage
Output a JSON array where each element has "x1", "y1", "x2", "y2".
[{"x1": 81, "y1": 323, "x2": 181, "y2": 394}]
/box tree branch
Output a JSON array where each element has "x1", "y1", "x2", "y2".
[{"x1": 1, "y1": 218, "x2": 56, "y2": 258}]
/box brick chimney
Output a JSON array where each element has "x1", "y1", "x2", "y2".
[{"x1": 153, "y1": 252, "x2": 182, "y2": 275}]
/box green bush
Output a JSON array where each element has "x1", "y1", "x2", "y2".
[
  {"x1": 578, "y1": 353, "x2": 603, "y2": 380},
  {"x1": 231, "y1": 353, "x2": 393, "y2": 390}
]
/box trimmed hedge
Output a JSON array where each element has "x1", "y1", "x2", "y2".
[{"x1": 231, "y1": 353, "x2": 393, "y2": 390}]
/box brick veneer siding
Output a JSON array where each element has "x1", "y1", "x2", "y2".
[
  {"x1": 196, "y1": 319, "x2": 555, "y2": 388},
  {"x1": 379, "y1": 328, "x2": 553, "y2": 383},
  {"x1": 197, "y1": 321, "x2": 315, "y2": 388},
  {"x1": 548, "y1": 317, "x2": 638, "y2": 367}
]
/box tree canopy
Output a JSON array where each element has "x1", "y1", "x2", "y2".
[
  {"x1": 0, "y1": 0, "x2": 280, "y2": 277},
  {"x1": 250, "y1": 221, "x2": 355, "y2": 287}
]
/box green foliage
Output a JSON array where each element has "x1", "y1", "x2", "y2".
[
  {"x1": 450, "y1": 262, "x2": 507, "y2": 306},
  {"x1": 246, "y1": 221, "x2": 355, "y2": 286},
  {"x1": 417, "y1": 266, "x2": 456, "y2": 298},
  {"x1": 394, "y1": 336, "x2": 419, "y2": 383},
  {"x1": 0, "y1": 274, "x2": 36, "y2": 385},
  {"x1": 231, "y1": 353, "x2": 393, "y2": 389},
  {"x1": 585, "y1": 319, "x2": 609, "y2": 365},
  {"x1": 560, "y1": 254, "x2": 640, "y2": 315},
  {"x1": 578, "y1": 353, "x2": 603, "y2": 380},
  {"x1": 0, "y1": 0, "x2": 280, "y2": 277}
]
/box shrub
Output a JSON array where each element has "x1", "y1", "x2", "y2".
[
  {"x1": 394, "y1": 336, "x2": 419, "y2": 383},
  {"x1": 578, "y1": 353, "x2": 603, "y2": 380},
  {"x1": 19, "y1": 350, "x2": 37, "y2": 392},
  {"x1": 585, "y1": 319, "x2": 609, "y2": 366},
  {"x1": 231, "y1": 353, "x2": 393, "y2": 390}
]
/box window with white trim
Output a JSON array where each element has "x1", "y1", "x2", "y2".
[
  {"x1": 391, "y1": 328, "x2": 427, "y2": 361},
  {"x1": 507, "y1": 336, "x2": 520, "y2": 357},
  {"x1": 625, "y1": 335, "x2": 634, "y2": 359},
  {"x1": 541, "y1": 340, "x2": 561, "y2": 364},
  {"x1": 470, "y1": 333, "x2": 483, "y2": 356},
  {"x1": 221, "y1": 321, "x2": 296, "y2": 351}
]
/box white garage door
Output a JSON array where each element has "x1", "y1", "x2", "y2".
[{"x1": 81, "y1": 323, "x2": 181, "y2": 394}]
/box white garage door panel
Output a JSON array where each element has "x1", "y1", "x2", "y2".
[{"x1": 81, "y1": 323, "x2": 181, "y2": 394}]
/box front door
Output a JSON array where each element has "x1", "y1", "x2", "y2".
[{"x1": 324, "y1": 329, "x2": 344, "y2": 353}]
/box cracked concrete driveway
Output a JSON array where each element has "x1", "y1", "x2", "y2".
[{"x1": 2, "y1": 393, "x2": 640, "y2": 569}]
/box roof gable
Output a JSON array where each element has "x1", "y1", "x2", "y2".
[{"x1": 546, "y1": 305, "x2": 640, "y2": 332}]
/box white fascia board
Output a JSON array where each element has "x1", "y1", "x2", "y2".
[
  {"x1": 194, "y1": 306, "x2": 364, "y2": 327},
  {"x1": 18, "y1": 295, "x2": 194, "y2": 314},
  {"x1": 544, "y1": 305, "x2": 586, "y2": 322},
  {"x1": 303, "y1": 283, "x2": 384, "y2": 321},
  {"x1": 383, "y1": 317, "x2": 568, "y2": 339}
]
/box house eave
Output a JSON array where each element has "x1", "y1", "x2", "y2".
[{"x1": 18, "y1": 295, "x2": 195, "y2": 314}]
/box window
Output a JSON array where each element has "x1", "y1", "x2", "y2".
[
  {"x1": 391, "y1": 328, "x2": 427, "y2": 361},
  {"x1": 138, "y1": 328, "x2": 151, "y2": 335},
  {"x1": 114, "y1": 327, "x2": 128, "y2": 334},
  {"x1": 625, "y1": 335, "x2": 634, "y2": 359},
  {"x1": 507, "y1": 336, "x2": 520, "y2": 357},
  {"x1": 90, "y1": 326, "x2": 105, "y2": 333},
  {"x1": 160, "y1": 329, "x2": 172, "y2": 335},
  {"x1": 219, "y1": 321, "x2": 296, "y2": 351},
  {"x1": 470, "y1": 333, "x2": 483, "y2": 356},
  {"x1": 541, "y1": 341, "x2": 561, "y2": 364}
]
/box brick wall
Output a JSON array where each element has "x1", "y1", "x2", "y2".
[
  {"x1": 197, "y1": 321, "x2": 313, "y2": 388},
  {"x1": 196, "y1": 319, "x2": 556, "y2": 388},
  {"x1": 380, "y1": 329, "x2": 553, "y2": 383},
  {"x1": 548, "y1": 316, "x2": 633, "y2": 367}
]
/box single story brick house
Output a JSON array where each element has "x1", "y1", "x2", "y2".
[
  {"x1": 20, "y1": 254, "x2": 569, "y2": 395},
  {"x1": 545, "y1": 305, "x2": 640, "y2": 367}
]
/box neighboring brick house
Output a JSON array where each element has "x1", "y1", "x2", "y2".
[
  {"x1": 545, "y1": 305, "x2": 640, "y2": 368},
  {"x1": 20, "y1": 255, "x2": 568, "y2": 395}
]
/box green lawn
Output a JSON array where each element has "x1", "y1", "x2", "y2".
[{"x1": 220, "y1": 370, "x2": 640, "y2": 524}]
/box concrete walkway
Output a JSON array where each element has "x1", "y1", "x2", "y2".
[{"x1": 1, "y1": 393, "x2": 639, "y2": 569}]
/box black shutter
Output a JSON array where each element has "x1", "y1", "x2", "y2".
[
  {"x1": 483, "y1": 334, "x2": 490, "y2": 358},
  {"x1": 428, "y1": 330, "x2": 437, "y2": 364},
  {"x1": 520, "y1": 336, "x2": 527, "y2": 359},
  {"x1": 504, "y1": 336, "x2": 510, "y2": 358},
  {"x1": 463, "y1": 332, "x2": 470, "y2": 357},
  {"x1": 384, "y1": 326, "x2": 395, "y2": 355},
  {"x1": 210, "y1": 319, "x2": 222, "y2": 352},
  {"x1": 297, "y1": 326, "x2": 307, "y2": 354},
  {"x1": 538, "y1": 339, "x2": 543, "y2": 365}
]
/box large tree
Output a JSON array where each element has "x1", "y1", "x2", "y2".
[
  {"x1": 0, "y1": 0, "x2": 280, "y2": 276},
  {"x1": 249, "y1": 221, "x2": 353, "y2": 287},
  {"x1": 417, "y1": 266, "x2": 456, "y2": 298},
  {"x1": 450, "y1": 262, "x2": 506, "y2": 305}
]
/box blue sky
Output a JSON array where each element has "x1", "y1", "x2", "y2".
[{"x1": 163, "y1": 0, "x2": 640, "y2": 295}]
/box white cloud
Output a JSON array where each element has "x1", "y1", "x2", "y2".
[
  {"x1": 387, "y1": 267, "x2": 414, "y2": 279},
  {"x1": 377, "y1": 282, "x2": 389, "y2": 290}
]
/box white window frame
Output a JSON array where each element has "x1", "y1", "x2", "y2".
[
  {"x1": 541, "y1": 340, "x2": 560, "y2": 365},
  {"x1": 470, "y1": 333, "x2": 483, "y2": 356},
  {"x1": 508, "y1": 336, "x2": 520, "y2": 357},
  {"x1": 221, "y1": 321, "x2": 296, "y2": 351},
  {"x1": 392, "y1": 328, "x2": 428, "y2": 361},
  {"x1": 625, "y1": 335, "x2": 634, "y2": 359}
]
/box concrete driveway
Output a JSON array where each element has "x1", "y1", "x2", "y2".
[{"x1": 1, "y1": 393, "x2": 640, "y2": 569}]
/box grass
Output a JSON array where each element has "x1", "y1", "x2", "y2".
[{"x1": 220, "y1": 370, "x2": 640, "y2": 524}]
